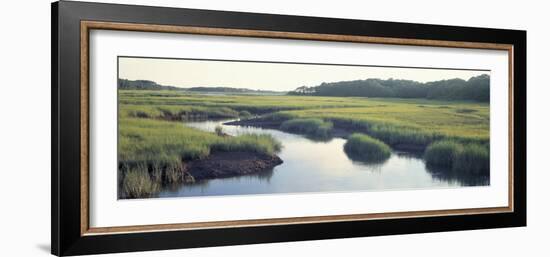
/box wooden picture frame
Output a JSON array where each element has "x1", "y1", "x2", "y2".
[{"x1": 52, "y1": 1, "x2": 526, "y2": 256}]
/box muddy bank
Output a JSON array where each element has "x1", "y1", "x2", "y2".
[
  {"x1": 118, "y1": 150, "x2": 283, "y2": 199},
  {"x1": 185, "y1": 151, "x2": 283, "y2": 181}
]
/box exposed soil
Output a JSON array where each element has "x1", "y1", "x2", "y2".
[{"x1": 184, "y1": 151, "x2": 283, "y2": 181}]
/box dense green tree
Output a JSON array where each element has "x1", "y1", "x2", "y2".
[{"x1": 288, "y1": 74, "x2": 490, "y2": 102}]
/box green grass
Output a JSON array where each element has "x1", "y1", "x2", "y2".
[
  {"x1": 239, "y1": 110, "x2": 253, "y2": 119},
  {"x1": 344, "y1": 133, "x2": 391, "y2": 163},
  {"x1": 120, "y1": 89, "x2": 489, "y2": 155},
  {"x1": 119, "y1": 117, "x2": 281, "y2": 166},
  {"x1": 118, "y1": 116, "x2": 281, "y2": 198},
  {"x1": 424, "y1": 140, "x2": 489, "y2": 174},
  {"x1": 424, "y1": 141, "x2": 462, "y2": 167},
  {"x1": 279, "y1": 100, "x2": 489, "y2": 145},
  {"x1": 118, "y1": 90, "x2": 490, "y2": 192},
  {"x1": 122, "y1": 165, "x2": 160, "y2": 198},
  {"x1": 366, "y1": 123, "x2": 442, "y2": 147},
  {"x1": 120, "y1": 104, "x2": 241, "y2": 121},
  {"x1": 211, "y1": 134, "x2": 282, "y2": 155},
  {"x1": 455, "y1": 108, "x2": 477, "y2": 114},
  {"x1": 119, "y1": 90, "x2": 367, "y2": 114},
  {"x1": 280, "y1": 118, "x2": 333, "y2": 138},
  {"x1": 453, "y1": 143, "x2": 490, "y2": 174},
  {"x1": 268, "y1": 111, "x2": 486, "y2": 149},
  {"x1": 120, "y1": 91, "x2": 489, "y2": 144}
]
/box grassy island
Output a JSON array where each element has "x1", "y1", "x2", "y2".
[{"x1": 344, "y1": 133, "x2": 392, "y2": 163}]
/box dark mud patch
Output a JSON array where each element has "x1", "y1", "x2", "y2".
[{"x1": 185, "y1": 151, "x2": 283, "y2": 181}]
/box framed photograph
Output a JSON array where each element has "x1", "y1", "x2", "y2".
[{"x1": 52, "y1": 1, "x2": 526, "y2": 256}]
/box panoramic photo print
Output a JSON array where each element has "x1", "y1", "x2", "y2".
[{"x1": 117, "y1": 56, "x2": 491, "y2": 199}]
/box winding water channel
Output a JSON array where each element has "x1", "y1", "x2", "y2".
[{"x1": 157, "y1": 119, "x2": 489, "y2": 198}]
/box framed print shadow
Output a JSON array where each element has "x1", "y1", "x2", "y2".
[{"x1": 51, "y1": 1, "x2": 526, "y2": 256}]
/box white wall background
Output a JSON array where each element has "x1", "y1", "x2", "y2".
[{"x1": 0, "y1": 0, "x2": 547, "y2": 256}]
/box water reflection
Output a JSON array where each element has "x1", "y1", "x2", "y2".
[
  {"x1": 161, "y1": 168, "x2": 276, "y2": 194},
  {"x1": 343, "y1": 149, "x2": 391, "y2": 166},
  {"x1": 156, "y1": 119, "x2": 489, "y2": 198},
  {"x1": 425, "y1": 165, "x2": 490, "y2": 187}
]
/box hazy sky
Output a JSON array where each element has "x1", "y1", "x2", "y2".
[{"x1": 119, "y1": 57, "x2": 490, "y2": 91}]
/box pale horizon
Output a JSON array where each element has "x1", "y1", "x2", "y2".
[{"x1": 119, "y1": 57, "x2": 490, "y2": 91}]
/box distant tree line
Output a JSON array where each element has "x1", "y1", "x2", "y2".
[
  {"x1": 118, "y1": 79, "x2": 180, "y2": 90},
  {"x1": 188, "y1": 87, "x2": 251, "y2": 92},
  {"x1": 187, "y1": 87, "x2": 278, "y2": 94},
  {"x1": 118, "y1": 79, "x2": 281, "y2": 94},
  {"x1": 288, "y1": 74, "x2": 490, "y2": 102}
]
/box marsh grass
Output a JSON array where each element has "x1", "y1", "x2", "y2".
[
  {"x1": 255, "y1": 112, "x2": 295, "y2": 122},
  {"x1": 280, "y1": 118, "x2": 333, "y2": 138},
  {"x1": 121, "y1": 91, "x2": 489, "y2": 147},
  {"x1": 122, "y1": 165, "x2": 160, "y2": 198},
  {"x1": 367, "y1": 124, "x2": 442, "y2": 147},
  {"x1": 212, "y1": 134, "x2": 282, "y2": 155},
  {"x1": 424, "y1": 140, "x2": 489, "y2": 174},
  {"x1": 424, "y1": 141, "x2": 461, "y2": 167},
  {"x1": 239, "y1": 110, "x2": 253, "y2": 119},
  {"x1": 123, "y1": 105, "x2": 241, "y2": 121},
  {"x1": 118, "y1": 90, "x2": 491, "y2": 196},
  {"x1": 453, "y1": 143, "x2": 489, "y2": 174},
  {"x1": 344, "y1": 133, "x2": 391, "y2": 163},
  {"x1": 215, "y1": 125, "x2": 224, "y2": 136},
  {"x1": 283, "y1": 99, "x2": 489, "y2": 144},
  {"x1": 455, "y1": 108, "x2": 477, "y2": 114},
  {"x1": 119, "y1": 118, "x2": 282, "y2": 165},
  {"x1": 118, "y1": 114, "x2": 282, "y2": 198}
]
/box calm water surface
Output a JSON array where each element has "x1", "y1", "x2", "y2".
[{"x1": 157, "y1": 120, "x2": 489, "y2": 198}]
